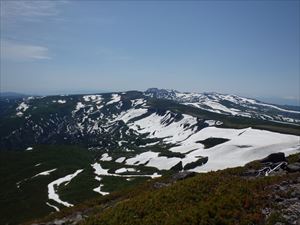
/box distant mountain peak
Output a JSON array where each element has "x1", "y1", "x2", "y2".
[{"x1": 144, "y1": 88, "x2": 300, "y2": 123}]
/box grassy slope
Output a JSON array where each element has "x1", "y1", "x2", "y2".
[
  {"x1": 0, "y1": 145, "x2": 168, "y2": 225},
  {"x1": 0, "y1": 146, "x2": 97, "y2": 225},
  {"x1": 0, "y1": 145, "x2": 97, "y2": 225},
  {"x1": 83, "y1": 171, "x2": 273, "y2": 225},
  {"x1": 26, "y1": 154, "x2": 300, "y2": 225},
  {"x1": 83, "y1": 158, "x2": 299, "y2": 225}
]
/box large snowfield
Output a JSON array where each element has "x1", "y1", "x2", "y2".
[{"x1": 121, "y1": 110, "x2": 300, "y2": 172}]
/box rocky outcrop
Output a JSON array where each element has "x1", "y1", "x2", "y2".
[
  {"x1": 31, "y1": 212, "x2": 85, "y2": 225},
  {"x1": 153, "y1": 171, "x2": 196, "y2": 189},
  {"x1": 171, "y1": 171, "x2": 196, "y2": 181},
  {"x1": 260, "y1": 152, "x2": 286, "y2": 164},
  {"x1": 241, "y1": 152, "x2": 300, "y2": 225},
  {"x1": 286, "y1": 162, "x2": 300, "y2": 173},
  {"x1": 243, "y1": 153, "x2": 300, "y2": 178},
  {"x1": 263, "y1": 177, "x2": 300, "y2": 225}
]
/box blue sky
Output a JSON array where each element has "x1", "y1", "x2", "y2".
[{"x1": 1, "y1": 0, "x2": 299, "y2": 105}]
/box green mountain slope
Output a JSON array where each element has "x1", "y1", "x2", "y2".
[
  {"x1": 1, "y1": 91, "x2": 299, "y2": 225},
  {"x1": 25, "y1": 153, "x2": 300, "y2": 225}
]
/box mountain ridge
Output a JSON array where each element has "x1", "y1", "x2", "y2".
[
  {"x1": 1, "y1": 89, "x2": 299, "y2": 151},
  {"x1": 145, "y1": 88, "x2": 300, "y2": 124},
  {"x1": 0, "y1": 89, "x2": 299, "y2": 224}
]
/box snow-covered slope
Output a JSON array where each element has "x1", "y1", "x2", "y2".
[
  {"x1": 1, "y1": 90, "x2": 299, "y2": 170},
  {"x1": 0, "y1": 90, "x2": 299, "y2": 222},
  {"x1": 145, "y1": 88, "x2": 300, "y2": 124}
]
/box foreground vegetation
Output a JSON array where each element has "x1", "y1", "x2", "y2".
[
  {"x1": 24, "y1": 153, "x2": 300, "y2": 225},
  {"x1": 83, "y1": 172, "x2": 276, "y2": 225}
]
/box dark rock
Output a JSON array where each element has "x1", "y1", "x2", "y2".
[
  {"x1": 280, "y1": 180, "x2": 289, "y2": 185},
  {"x1": 260, "y1": 152, "x2": 286, "y2": 164},
  {"x1": 261, "y1": 208, "x2": 270, "y2": 215},
  {"x1": 171, "y1": 171, "x2": 196, "y2": 181},
  {"x1": 183, "y1": 157, "x2": 208, "y2": 170},
  {"x1": 279, "y1": 186, "x2": 287, "y2": 191},
  {"x1": 286, "y1": 162, "x2": 300, "y2": 173},
  {"x1": 170, "y1": 161, "x2": 183, "y2": 171},
  {"x1": 274, "y1": 195, "x2": 284, "y2": 202},
  {"x1": 290, "y1": 191, "x2": 297, "y2": 198}
]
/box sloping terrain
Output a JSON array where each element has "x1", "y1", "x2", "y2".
[
  {"x1": 25, "y1": 153, "x2": 300, "y2": 225},
  {"x1": 146, "y1": 88, "x2": 300, "y2": 124},
  {"x1": 0, "y1": 90, "x2": 299, "y2": 224}
]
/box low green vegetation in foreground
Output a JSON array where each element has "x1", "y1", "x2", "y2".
[
  {"x1": 83, "y1": 172, "x2": 275, "y2": 225},
  {"x1": 26, "y1": 154, "x2": 300, "y2": 225}
]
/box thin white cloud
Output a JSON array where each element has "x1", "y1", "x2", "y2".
[
  {"x1": 1, "y1": 40, "x2": 50, "y2": 61},
  {"x1": 0, "y1": 1, "x2": 68, "y2": 61},
  {"x1": 1, "y1": 0, "x2": 67, "y2": 22}
]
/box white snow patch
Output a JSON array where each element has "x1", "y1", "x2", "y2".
[
  {"x1": 146, "y1": 157, "x2": 181, "y2": 170},
  {"x1": 73, "y1": 102, "x2": 85, "y2": 113},
  {"x1": 33, "y1": 168, "x2": 57, "y2": 178},
  {"x1": 150, "y1": 172, "x2": 161, "y2": 178},
  {"x1": 138, "y1": 141, "x2": 160, "y2": 148},
  {"x1": 128, "y1": 112, "x2": 197, "y2": 144},
  {"x1": 47, "y1": 169, "x2": 83, "y2": 207},
  {"x1": 93, "y1": 177, "x2": 109, "y2": 195},
  {"x1": 187, "y1": 128, "x2": 300, "y2": 172},
  {"x1": 57, "y1": 100, "x2": 66, "y2": 104},
  {"x1": 92, "y1": 162, "x2": 161, "y2": 178},
  {"x1": 131, "y1": 99, "x2": 146, "y2": 107},
  {"x1": 203, "y1": 100, "x2": 238, "y2": 115},
  {"x1": 17, "y1": 102, "x2": 29, "y2": 112},
  {"x1": 115, "y1": 168, "x2": 136, "y2": 174},
  {"x1": 46, "y1": 202, "x2": 60, "y2": 212},
  {"x1": 16, "y1": 112, "x2": 23, "y2": 117},
  {"x1": 254, "y1": 102, "x2": 300, "y2": 114},
  {"x1": 115, "y1": 157, "x2": 126, "y2": 163},
  {"x1": 205, "y1": 120, "x2": 223, "y2": 126},
  {"x1": 125, "y1": 151, "x2": 159, "y2": 165},
  {"x1": 106, "y1": 94, "x2": 121, "y2": 105},
  {"x1": 100, "y1": 153, "x2": 112, "y2": 161},
  {"x1": 115, "y1": 108, "x2": 148, "y2": 123},
  {"x1": 91, "y1": 163, "x2": 109, "y2": 176},
  {"x1": 83, "y1": 95, "x2": 102, "y2": 102}
]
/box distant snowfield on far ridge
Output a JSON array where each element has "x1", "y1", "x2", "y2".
[
  {"x1": 106, "y1": 94, "x2": 121, "y2": 105},
  {"x1": 146, "y1": 88, "x2": 300, "y2": 124}
]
